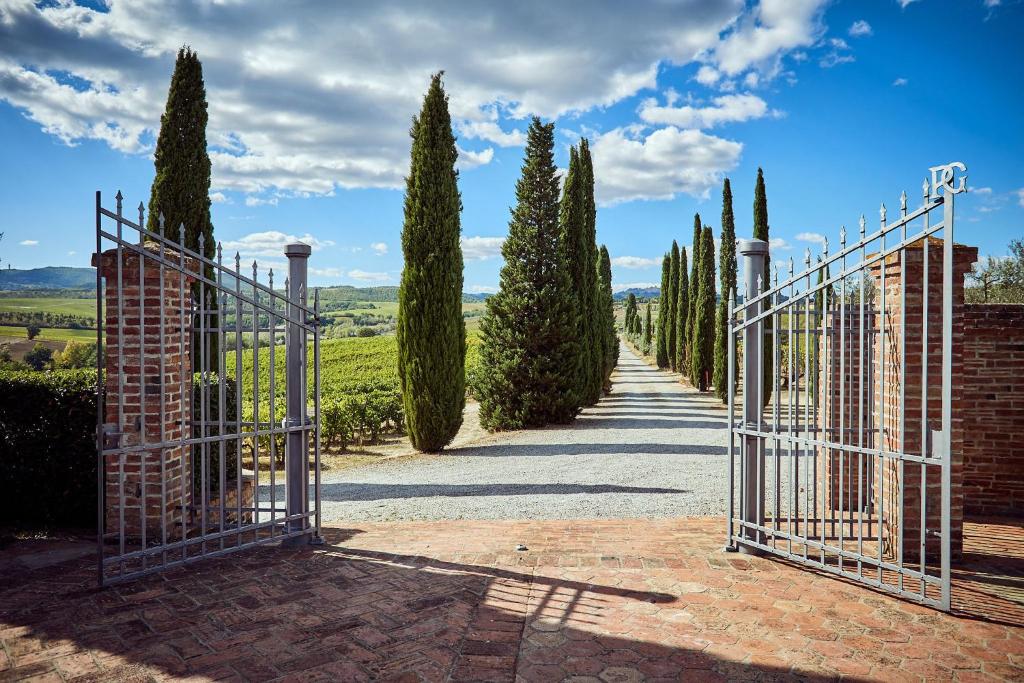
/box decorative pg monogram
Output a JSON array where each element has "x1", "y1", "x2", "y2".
[{"x1": 928, "y1": 162, "x2": 967, "y2": 197}]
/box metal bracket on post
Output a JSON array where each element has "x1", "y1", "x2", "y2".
[
  {"x1": 283, "y1": 242, "x2": 312, "y2": 546},
  {"x1": 738, "y1": 238, "x2": 769, "y2": 555}
]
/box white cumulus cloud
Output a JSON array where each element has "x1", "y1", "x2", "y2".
[
  {"x1": 370, "y1": 242, "x2": 388, "y2": 256},
  {"x1": 461, "y1": 236, "x2": 505, "y2": 261},
  {"x1": 795, "y1": 231, "x2": 827, "y2": 246},
  {"x1": 348, "y1": 269, "x2": 390, "y2": 282},
  {"x1": 639, "y1": 93, "x2": 773, "y2": 129},
  {"x1": 220, "y1": 231, "x2": 334, "y2": 258},
  {"x1": 19, "y1": 239, "x2": 38, "y2": 246},
  {"x1": 848, "y1": 20, "x2": 872, "y2": 37},
  {"x1": 611, "y1": 256, "x2": 662, "y2": 269}
]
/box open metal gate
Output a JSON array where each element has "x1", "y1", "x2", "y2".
[
  {"x1": 94, "y1": 191, "x2": 322, "y2": 585},
  {"x1": 726, "y1": 162, "x2": 967, "y2": 610}
]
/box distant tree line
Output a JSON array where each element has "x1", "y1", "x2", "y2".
[{"x1": 968, "y1": 238, "x2": 1024, "y2": 303}]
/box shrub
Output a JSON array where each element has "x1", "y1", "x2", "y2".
[
  {"x1": 0, "y1": 369, "x2": 98, "y2": 529},
  {"x1": 24, "y1": 342, "x2": 53, "y2": 371}
]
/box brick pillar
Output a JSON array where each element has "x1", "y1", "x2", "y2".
[
  {"x1": 93, "y1": 244, "x2": 197, "y2": 543},
  {"x1": 872, "y1": 238, "x2": 976, "y2": 562}
]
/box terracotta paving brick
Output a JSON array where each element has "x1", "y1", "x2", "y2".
[{"x1": 0, "y1": 517, "x2": 1022, "y2": 681}]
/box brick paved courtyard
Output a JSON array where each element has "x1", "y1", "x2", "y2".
[{"x1": 1, "y1": 518, "x2": 1022, "y2": 682}]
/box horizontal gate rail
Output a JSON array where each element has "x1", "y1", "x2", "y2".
[
  {"x1": 95, "y1": 190, "x2": 322, "y2": 586},
  {"x1": 726, "y1": 163, "x2": 967, "y2": 611}
]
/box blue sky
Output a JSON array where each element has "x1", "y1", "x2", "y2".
[{"x1": 0, "y1": 0, "x2": 1021, "y2": 292}]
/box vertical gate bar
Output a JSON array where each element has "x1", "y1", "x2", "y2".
[
  {"x1": 833, "y1": 245, "x2": 844, "y2": 570},
  {"x1": 857, "y1": 217, "x2": 867, "y2": 539},
  {"x1": 158, "y1": 209, "x2": 167, "y2": 568},
  {"x1": 115, "y1": 192, "x2": 125, "y2": 574},
  {"x1": 199, "y1": 276, "x2": 208, "y2": 554},
  {"x1": 252, "y1": 262, "x2": 261, "y2": 528},
  {"x1": 898, "y1": 192, "x2": 908, "y2": 592},
  {"x1": 178, "y1": 226, "x2": 189, "y2": 561},
  {"x1": 820, "y1": 268, "x2": 829, "y2": 564},
  {"x1": 878, "y1": 208, "x2": 887, "y2": 585},
  {"x1": 773, "y1": 268, "x2": 781, "y2": 537},
  {"x1": 920, "y1": 180, "x2": 930, "y2": 597},
  {"x1": 138, "y1": 209, "x2": 147, "y2": 568},
  {"x1": 757, "y1": 273, "x2": 764, "y2": 546},
  {"x1": 269, "y1": 270, "x2": 277, "y2": 536},
  {"x1": 285, "y1": 245, "x2": 312, "y2": 542},
  {"x1": 234, "y1": 254, "x2": 243, "y2": 546},
  {"x1": 217, "y1": 249, "x2": 226, "y2": 551},
  {"x1": 95, "y1": 191, "x2": 105, "y2": 586},
  {"x1": 787, "y1": 261, "x2": 795, "y2": 556},
  {"x1": 941, "y1": 187, "x2": 955, "y2": 611},
  {"x1": 803, "y1": 257, "x2": 811, "y2": 555},
  {"x1": 313, "y1": 288, "x2": 322, "y2": 543},
  {"x1": 726, "y1": 288, "x2": 736, "y2": 548}
]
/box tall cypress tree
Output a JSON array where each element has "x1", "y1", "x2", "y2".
[
  {"x1": 597, "y1": 245, "x2": 617, "y2": 390},
  {"x1": 558, "y1": 144, "x2": 589, "y2": 408},
  {"x1": 578, "y1": 140, "x2": 602, "y2": 405},
  {"x1": 147, "y1": 47, "x2": 216, "y2": 366},
  {"x1": 655, "y1": 254, "x2": 670, "y2": 367},
  {"x1": 624, "y1": 293, "x2": 638, "y2": 334},
  {"x1": 643, "y1": 301, "x2": 653, "y2": 349},
  {"x1": 684, "y1": 213, "x2": 702, "y2": 373},
  {"x1": 674, "y1": 247, "x2": 688, "y2": 373},
  {"x1": 667, "y1": 241, "x2": 680, "y2": 371},
  {"x1": 477, "y1": 118, "x2": 580, "y2": 430},
  {"x1": 754, "y1": 168, "x2": 772, "y2": 406},
  {"x1": 689, "y1": 226, "x2": 717, "y2": 390},
  {"x1": 397, "y1": 73, "x2": 465, "y2": 452},
  {"x1": 714, "y1": 178, "x2": 738, "y2": 402}
]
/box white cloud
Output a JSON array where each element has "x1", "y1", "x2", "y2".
[
  {"x1": 795, "y1": 232, "x2": 827, "y2": 246},
  {"x1": 612, "y1": 281, "x2": 659, "y2": 293},
  {"x1": 348, "y1": 269, "x2": 390, "y2": 282},
  {"x1": 67, "y1": 250, "x2": 76, "y2": 256},
  {"x1": 1016, "y1": 188, "x2": 1024, "y2": 207},
  {"x1": 848, "y1": 20, "x2": 872, "y2": 37},
  {"x1": 310, "y1": 267, "x2": 343, "y2": 278},
  {"x1": 245, "y1": 195, "x2": 279, "y2": 207},
  {"x1": 897, "y1": 0, "x2": 919, "y2": 8},
  {"x1": 456, "y1": 146, "x2": 494, "y2": 170},
  {"x1": 0, "y1": 0, "x2": 761, "y2": 197},
  {"x1": 769, "y1": 237, "x2": 790, "y2": 250},
  {"x1": 468, "y1": 284, "x2": 498, "y2": 294},
  {"x1": 973, "y1": 187, "x2": 993, "y2": 195},
  {"x1": 695, "y1": 65, "x2": 721, "y2": 86},
  {"x1": 590, "y1": 126, "x2": 742, "y2": 206},
  {"x1": 210, "y1": 192, "x2": 228, "y2": 203},
  {"x1": 892, "y1": 77, "x2": 909, "y2": 87},
  {"x1": 611, "y1": 256, "x2": 662, "y2": 269},
  {"x1": 461, "y1": 236, "x2": 505, "y2": 261},
  {"x1": 638, "y1": 93, "x2": 774, "y2": 129},
  {"x1": 19, "y1": 239, "x2": 38, "y2": 246},
  {"x1": 370, "y1": 242, "x2": 388, "y2": 256},
  {"x1": 220, "y1": 231, "x2": 335, "y2": 257},
  {"x1": 985, "y1": 0, "x2": 1002, "y2": 7}
]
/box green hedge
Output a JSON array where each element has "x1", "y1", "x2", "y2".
[{"x1": 0, "y1": 369, "x2": 98, "y2": 529}]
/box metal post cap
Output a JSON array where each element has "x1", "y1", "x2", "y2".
[
  {"x1": 737, "y1": 238, "x2": 769, "y2": 256},
  {"x1": 284, "y1": 243, "x2": 312, "y2": 257}
]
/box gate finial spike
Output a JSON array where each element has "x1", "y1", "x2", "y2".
[
  {"x1": 859, "y1": 214, "x2": 866, "y2": 236},
  {"x1": 900, "y1": 190, "x2": 907, "y2": 212},
  {"x1": 823, "y1": 237, "x2": 829, "y2": 256},
  {"x1": 158, "y1": 212, "x2": 165, "y2": 236},
  {"x1": 137, "y1": 202, "x2": 144, "y2": 227},
  {"x1": 115, "y1": 190, "x2": 123, "y2": 206},
  {"x1": 268, "y1": 268, "x2": 274, "y2": 286},
  {"x1": 178, "y1": 223, "x2": 185, "y2": 246},
  {"x1": 198, "y1": 232, "x2": 204, "y2": 250},
  {"x1": 216, "y1": 242, "x2": 222, "y2": 261},
  {"x1": 840, "y1": 225, "x2": 847, "y2": 247},
  {"x1": 880, "y1": 202, "x2": 887, "y2": 224},
  {"x1": 804, "y1": 248, "x2": 811, "y2": 267},
  {"x1": 923, "y1": 177, "x2": 930, "y2": 200},
  {"x1": 788, "y1": 257, "x2": 794, "y2": 276},
  {"x1": 234, "y1": 251, "x2": 241, "y2": 271}
]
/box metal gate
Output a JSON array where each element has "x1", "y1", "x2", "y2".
[
  {"x1": 94, "y1": 191, "x2": 322, "y2": 585},
  {"x1": 726, "y1": 162, "x2": 967, "y2": 610}
]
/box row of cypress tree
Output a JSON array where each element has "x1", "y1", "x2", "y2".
[{"x1": 648, "y1": 171, "x2": 771, "y2": 401}]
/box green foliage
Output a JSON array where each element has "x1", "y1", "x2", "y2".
[
  {"x1": 0, "y1": 369, "x2": 97, "y2": 529},
  {"x1": 643, "y1": 301, "x2": 653, "y2": 350},
  {"x1": 685, "y1": 213, "x2": 702, "y2": 374},
  {"x1": 753, "y1": 167, "x2": 772, "y2": 406},
  {"x1": 667, "y1": 241, "x2": 679, "y2": 371},
  {"x1": 55, "y1": 340, "x2": 97, "y2": 369},
  {"x1": 597, "y1": 245, "x2": 618, "y2": 391},
  {"x1": 967, "y1": 238, "x2": 1024, "y2": 303},
  {"x1": 655, "y1": 254, "x2": 670, "y2": 367},
  {"x1": 579, "y1": 139, "x2": 602, "y2": 405},
  {"x1": 689, "y1": 227, "x2": 716, "y2": 390},
  {"x1": 397, "y1": 73, "x2": 466, "y2": 452},
  {"x1": 624, "y1": 293, "x2": 638, "y2": 334},
  {"x1": 24, "y1": 342, "x2": 53, "y2": 370},
  {"x1": 477, "y1": 118, "x2": 580, "y2": 430},
  {"x1": 714, "y1": 178, "x2": 738, "y2": 402},
  {"x1": 26, "y1": 323, "x2": 40, "y2": 340},
  {"x1": 674, "y1": 247, "x2": 688, "y2": 373},
  {"x1": 191, "y1": 374, "x2": 238, "y2": 495}
]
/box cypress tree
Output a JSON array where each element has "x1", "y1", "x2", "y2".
[
  {"x1": 690, "y1": 226, "x2": 717, "y2": 390},
  {"x1": 147, "y1": 47, "x2": 216, "y2": 368},
  {"x1": 477, "y1": 118, "x2": 580, "y2": 430},
  {"x1": 578, "y1": 140, "x2": 603, "y2": 405},
  {"x1": 643, "y1": 302, "x2": 653, "y2": 349},
  {"x1": 667, "y1": 241, "x2": 680, "y2": 371},
  {"x1": 655, "y1": 254, "x2": 670, "y2": 367},
  {"x1": 714, "y1": 178, "x2": 738, "y2": 402},
  {"x1": 397, "y1": 73, "x2": 465, "y2": 452},
  {"x1": 558, "y1": 144, "x2": 589, "y2": 408},
  {"x1": 597, "y1": 245, "x2": 618, "y2": 390},
  {"x1": 754, "y1": 168, "x2": 772, "y2": 406},
  {"x1": 624, "y1": 293, "x2": 638, "y2": 335},
  {"x1": 674, "y1": 247, "x2": 688, "y2": 373},
  {"x1": 684, "y1": 213, "x2": 702, "y2": 373}
]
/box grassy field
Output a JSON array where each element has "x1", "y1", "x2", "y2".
[
  {"x1": 0, "y1": 296, "x2": 96, "y2": 317},
  {"x1": 0, "y1": 326, "x2": 96, "y2": 342}
]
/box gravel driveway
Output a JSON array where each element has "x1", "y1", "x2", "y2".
[{"x1": 311, "y1": 343, "x2": 730, "y2": 522}]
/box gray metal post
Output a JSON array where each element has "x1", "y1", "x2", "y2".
[
  {"x1": 284, "y1": 243, "x2": 311, "y2": 542},
  {"x1": 739, "y1": 238, "x2": 768, "y2": 553}
]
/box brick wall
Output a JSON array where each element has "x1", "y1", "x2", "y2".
[
  {"x1": 962, "y1": 304, "x2": 1024, "y2": 516},
  {"x1": 94, "y1": 244, "x2": 197, "y2": 543}
]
